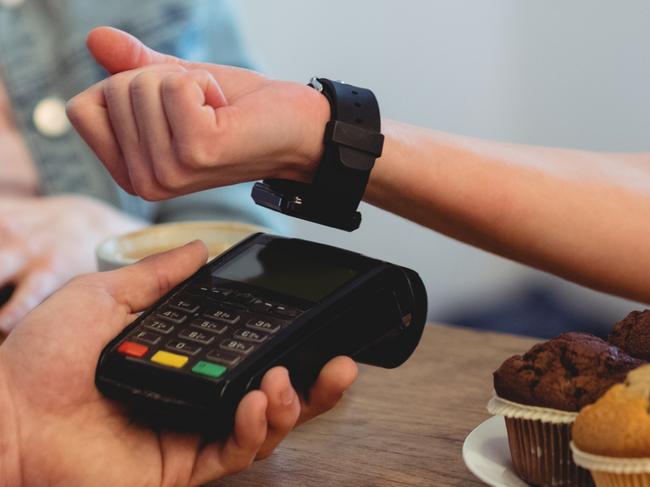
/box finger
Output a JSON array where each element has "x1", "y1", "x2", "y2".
[
  {"x1": 87, "y1": 27, "x2": 182, "y2": 74},
  {"x1": 104, "y1": 239, "x2": 208, "y2": 313},
  {"x1": 256, "y1": 367, "x2": 300, "y2": 460},
  {"x1": 86, "y1": 27, "x2": 266, "y2": 97},
  {"x1": 103, "y1": 70, "x2": 157, "y2": 198},
  {"x1": 66, "y1": 84, "x2": 134, "y2": 194},
  {"x1": 106, "y1": 65, "x2": 188, "y2": 199},
  {"x1": 161, "y1": 70, "x2": 232, "y2": 172},
  {"x1": 298, "y1": 356, "x2": 358, "y2": 425},
  {"x1": 0, "y1": 268, "x2": 60, "y2": 333},
  {"x1": 130, "y1": 70, "x2": 201, "y2": 194},
  {"x1": 190, "y1": 390, "x2": 268, "y2": 484}
]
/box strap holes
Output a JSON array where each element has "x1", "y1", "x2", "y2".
[
  {"x1": 355, "y1": 117, "x2": 364, "y2": 124},
  {"x1": 354, "y1": 102, "x2": 362, "y2": 108},
  {"x1": 352, "y1": 90, "x2": 359, "y2": 95}
]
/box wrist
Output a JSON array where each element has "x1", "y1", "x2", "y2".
[
  {"x1": 279, "y1": 82, "x2": 330, "y2": 183},
  {"x1": 0, "y1": 351, "x2": 21, "y2": 487}
]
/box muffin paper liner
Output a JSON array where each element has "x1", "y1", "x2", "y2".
[
  {"x1": 572, "y1": 442, "x2": 650, "y2": 486},
  {"x1": 487, "y1": 395, "x2": 577, "y2": 424},
  {"x1": 488, "y1": 395, "x2": 594, "y2": 487}
]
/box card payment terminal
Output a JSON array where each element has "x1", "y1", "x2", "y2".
[{"x1": 96, "y1": 233, "x2": 427, "y2": 435}]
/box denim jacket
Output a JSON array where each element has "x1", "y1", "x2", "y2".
[{"x1": 0, "y1": 0, "x2": 278, "y2": 228}]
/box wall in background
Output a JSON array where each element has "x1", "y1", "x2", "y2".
[{"x1": 236, "y1": 0, "x2": 650, "y2": 330}]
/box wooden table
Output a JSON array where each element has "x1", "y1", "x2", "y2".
[
  {"x1": 0, "y1": 323, "x2": 538, "y2": 485},
  {"x1": 220, "y1": 324, "x2": 538, "y2": 487}
]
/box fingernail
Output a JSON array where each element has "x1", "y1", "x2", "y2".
[{"x1": 280, "y1": 387, "x2": 295, "y2": 406}]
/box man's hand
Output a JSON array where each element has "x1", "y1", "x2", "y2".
[
  {"x1": 0, "y1": 241, "x2": 357, "y2": 486},
  {"x1": 66, "y1": 27, "x2": 331, "y2": 201},
  {"x1": 0, "y1": 194, "x2": 144, "y2": 333}
]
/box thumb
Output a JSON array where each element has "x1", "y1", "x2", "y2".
[
  {"x1": 87, "y1": 26, "x2": 190, "y2": 74},
  {"x1": 105, "y1": 239, "x2": 208, "y2": 312}
]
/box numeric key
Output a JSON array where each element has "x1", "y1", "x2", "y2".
[
  {"x1": 234, "y1": 329, "x2": 269, "y2": 343},
  {"x1": 220, "y1": 339, "x2": 255, "y2": 355},
  {"x1": 166, "y1": 339, "x2": 201, "y2": 356},
  {"x1": 169, "y1": 298, "x2": 200, "y2": 314},
  {"x1": 191, "y1": 318, "x2": 228, "y2": 335},
  {"x1": 143, "y1": 319, "x2": 174, "y2": 334},
  {"x1": 246, "y1": 318, "x2": 281, "y2": 334},
  {"x1": 157, "y1": 308, "x2": 187, "y2": 324},
  {"x1": 179, "y1": 329, "x2": 215, "y2": 345},
  {"x1": 204, "y1": 308, "x2": 240, "y2": 325}
]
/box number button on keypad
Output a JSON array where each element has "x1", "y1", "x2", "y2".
[
  {"x1": 143, "y1": 319, "x2": 174, "y2": 334},
  {"x1": 234, "y1": 329, "x2": 269, "y2": 344},
  {"x1": 169, "y1": 298, "x2": 200, "y2": 314},
  {"x1": 157, "y1": 308, "x2": 187, "y2": 324},
  {"x1": 220, "y1": 339, "x2": 255, "y2": 355},
  {"x1": 191, "y1": 319, "x2": 228, "y2": 335},
  {"x1": 246, "y1": 318, "x2": 281, "y2": 334},
  {"x1": 204, "y1": 308, "x2": 240, "y2": 325},
  {"x1": 179, "y1": 328, "x2": 215, "y2": 345},
  {"x1": 166, "y1": 339, "x2": 201, "y2": 356}
]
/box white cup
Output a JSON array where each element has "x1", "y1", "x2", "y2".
[{"x1": 96, "y1": 221, "x2": 268, "y2": 271}]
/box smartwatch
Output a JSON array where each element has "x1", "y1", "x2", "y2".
[{"x1": 251, "y1": 78, "x2": 384, "y2": 231}]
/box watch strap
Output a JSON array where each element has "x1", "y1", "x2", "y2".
[
  {"x1": 313, "y1": 78, "x2": 383, "y2": 212},
  {"x1": 251, "y1": 78, "x2": 383, "y2": 232}
]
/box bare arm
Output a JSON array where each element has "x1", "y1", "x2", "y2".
[
  {"x1": 68, "y1": 27, "x2": 650, "y2": 303},
  {"x1": 365, "y1": 121, "x2": 650, "y2": 301}
]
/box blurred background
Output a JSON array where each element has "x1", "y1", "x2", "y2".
[{"x1": 237, "y1": 0, "x2": 650, "y2": 338}]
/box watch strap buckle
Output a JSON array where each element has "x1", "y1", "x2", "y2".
[{"x1": 325, "y1": 120, "x2": 384, "y2": 159}]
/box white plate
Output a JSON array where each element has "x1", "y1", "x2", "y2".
[{"x1": 462, "y1": 416, "x2": 529, "y2": 487}]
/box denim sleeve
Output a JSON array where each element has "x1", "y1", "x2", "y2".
[{"x1": 0, "y1": 0, "x2": 282, "y2": 230}]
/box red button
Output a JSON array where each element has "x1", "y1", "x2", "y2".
[{"x1": 117, "y1": 341, "x2": 149, "y2": 358}]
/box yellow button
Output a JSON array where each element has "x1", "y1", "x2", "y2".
[{"x1": 151, "y1": 351, "x2": 188, "y2": 368}]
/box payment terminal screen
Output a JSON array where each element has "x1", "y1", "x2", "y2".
[{"x1": 213, "y1": 242, "x2": 359, "y2": 302}]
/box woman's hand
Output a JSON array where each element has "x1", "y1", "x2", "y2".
[
  {"x1": 0, "y1": 241, "x2": 357, "y2": 486},
  {"x1": 66, "y1": 27, "x2": 331, "y2": 201},
  {"x1": 0, "y1": 194, "x2": 144, "y2": 333}
]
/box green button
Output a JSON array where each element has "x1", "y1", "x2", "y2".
[{"x1": 192, "y1": 361, "x2": 227, "y2": 378}]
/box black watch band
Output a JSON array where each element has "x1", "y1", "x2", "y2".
[{"x1": 251, "y1": 78, "x2": 384, "y2": 231}]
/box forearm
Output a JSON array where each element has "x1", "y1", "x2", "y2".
[
  {"x1": 366, "y1": 120, "x2": 650, "y2": 302},
  {"x1": 0, "y1": 351, "x2": 20, "y2": 487}
]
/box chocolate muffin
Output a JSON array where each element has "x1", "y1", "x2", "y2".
[
  {"x1": 494, "y1": 332, "x2": 644, "y2": 411},
  {"x1": 608, "y1": 310, "x2": 650, "y2": 361}
]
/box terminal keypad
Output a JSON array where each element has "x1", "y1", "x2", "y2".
[{"x1": 116, "y1": 281, "x2": 302, "y2": 380}]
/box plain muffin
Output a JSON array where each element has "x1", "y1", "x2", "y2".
[{"x1": 573, "y1": 364, "x2": 650, "y2": 457}]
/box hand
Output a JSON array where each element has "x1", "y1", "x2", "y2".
[
  {"x1": 0, "y1": 194, "x2": 144, "y2": 333},
  {"x1": 0, "y1": 241, "x2": 357, "y2": 486},
  {"x1": 66, "y1": 27, "x2": 331, "y2": 201}
]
